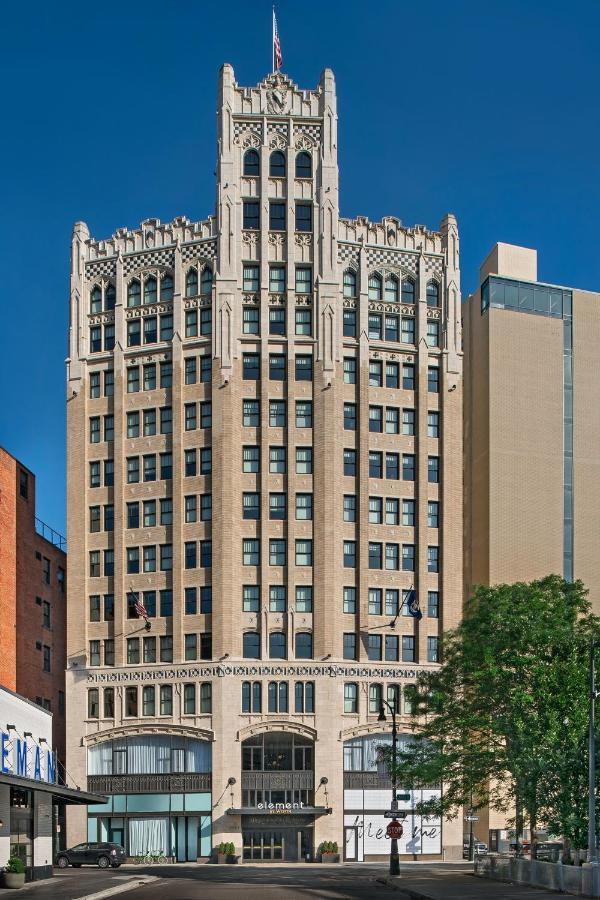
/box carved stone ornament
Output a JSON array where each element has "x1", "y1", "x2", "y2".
[
  {"x1": 242, "y1": 231, "x2": 258, "y2": 246},
  {"x1": 269, "y1": 134, "x2": 287, "y2": 150},
  {"x1": 238, "y1": 131, "x2": 261, "y2": 149},
  {"x1": 295, "y1": 134, "x2": 314, "y2": 151},
  {"x1": 266, "y1": 85, "x2": 290, "y2": 115},
  {"x1": 295, "y1": 233, "x2": 312, "y2": 247},
  {"x1": 268, "y1": 233, "x2": 285, "y2": 247}
]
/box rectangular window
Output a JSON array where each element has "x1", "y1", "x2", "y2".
[
  {"x1": 160, "y1": 406, "x2": 172, "y2": 434},
  {"x1": 344, "y1": 449, "x2": 357, "y2": 477},
  {"x1": 89, "y1": 461, "x2": 100, "y2": 488},
  {"x1": 243, "y1": 399, "x2": 260, "y2": 426},
  {"x1": 200, "y1": 402, "x2": 211, "y2": 429},
  {"x1": 343, "y1": 587, "x2": 356, "y2": 614},
  {"x1": 185, "y1": 309, "x2": 198, "y2": 338},
  {"x1": 89, "y1": 595, "x2": 101, "y2": 622},
  {"x1": 243, "y1": 307, "x2": 260, "y2": 334},
  {"x1": 295, "y1": 493, "x2": 312, "y2": 520},
  {"x1": 343, "y1": 633, "x2": 357, "y2": 661},
  {"x1": 428, "y1": 500, "x2": 439, "y2": 528},
  {"x1": 385, "y1": 315, "x2": 399, "y2": 342},
  {"x1": 200, "y1": 541, "x2": 212, "y2": 568},
  {"x1": 295, "y1": 586, "x2": 312, "y2": 612},
  {"x1": 243, "y1": 201, "x2": 260, "y2": 230},
  {"x1": 89, "y1": 550, "x2": 100, "y2": 578},
  {"x1": 89, "y1": 641, "x2": 101, "y2": 667},
  {"x1": 243, "y1": 492, "x2": 260, "y2": 520},
  {"x1": 402, "y1": 636, "x2": 415, "y2": 662},
  {"x1": 402, "y1": 544, "x2": 415, "y2": 571},
  {"x1": 368, "y1": 542, "x2": 382, "y2": 569},
  {"x1": 269, "y1": 493, "x2": 286, "y2": 520},
  {"x1": 402, "y1": 409, "x2": 415, "y2": 435},
  {"x1": 127, "y1": 456, "x2": 140, "y2": 483},
  {"x1": 160, "y1": 588, "x2": 173, "y2": 616},
  {"x1": 369, "y1": 406, "x2": 383, "y2": 432},
  {"x1": 343, "y1": 494, "x2": 356, "y2": 522},
  {"x1": 368, "y1": 451, "x2": 382, "y2": 478},
  {"x1": 386, "y1": 407, "x2": 399, "y2": 434},
  {"x1": 269, "y1": 307, "x2": 286, "y2": 335},
  {"x1": 427, "y1": 321, "x2": 440, "y2": 348},
  {"x1": 402, "y1": 454, "x2": 415, "y2": 481},
  {"x1": 243, "y1": 446, "x2": 260, "y2": 473},
  {"x1": 295, "y1": 401, "x2": 312, "y2": 428},
  {"x1": 295, "y1": 540, "x2": 312, "y2": 566},
  {"x1": 428, "y1": 456, "x2": 439, "y2": 483},
  {"x1": 269, "y1": 266, "x2": 285, "y2": 293},
  {"x1": 269, "y1": 539, "x2": 286, "y2": 566},
  {"x1": 428, "y1": 591, "x2": 439, "y2": 618},
  {"x1": 427, "y1": 636, "x2": 439, "y2": 663},
  {"x1": 369, "y1": 496, "x2": 382, "y2": 524},
  {"x1": 143, "y1": 500, "x2": 156, "y2": 527},
  {"x1": 127, "y1": 320, "x2": 141, "y2": 347},
  {"x1": 269, "y1": 353, "x2": 286, "y2": 381},
  {"x1": 343, "y1": 309, "x2": 357, "y2": 337},
  {"x1": 367, "y1": 634, "x2": 382, "y2": 661},
  {"x1": 184, "y1": 449, "x2": 197, "y2": 477},
  {"x1": 269, "y1": 400, "x2": 286, "y2": 427},
  {"x1": 344, "y1": 683, "x2": 358, "y2": 713},
  {"x1": 142, "y1": 686, "x2": 155, "y2": 716},
  {"x1": 385, "y1": 543, "x2": 399, "y2": 570},
  {"x1": 90, "y1": 416, "x2": 100, "y2": 443},
  {"x1": 344, "y1": 403, "x2": 356, "y2": 430},
  {"x1": 243, "y1": 585, "x2": 260, "y2": 612},
  {"x1": 385, "y1": 589, "x2": 399, "y2": 616},
  {"x1": 90, "y1": 371, "x2": 100, "y2": 398},
  {"x1": 144, "y1": 316, "x2": 158, "y2": 344},
  {"x1": 343, "y1": 541, "x2": 356, "y2": 568},
  {"x1": 89, "y1": 505, "x2": 101, "y2": 533},
  {"x1": 402, "y1": 499, "x2": 415, "y2": 526},
  {"x1": 143, "y1": 408, "x2": 156, "y2": 436},
  {"x1": 385, "y1": 497, "x2": 399, "y2": 525},
  {"x1": 402, "y1": 363, "x2": 415, "y2": 390},
  {"x1": 160, "y1": 452, "x2": 172, "y2": 479},
  {"x1": 295, "y1": 308, "x2": 312, "y2": 335},
  {"x1": 295, "y1": 354, "x2": 312, "y2": 380},
  {"x1": 243, "y1": 353, "x2": 260, "y2": 380},
  {"x1": 127, "y1": 638, "x2": 140, "y2": 665},
  {"x1": 184, "y1": 357, "x2": 197, "y2": 384},
  {"x1": 428, "y1": 546, "x2": 439, "y2": 572},
  {"x1": 269, "y1": 201, "x2": 286, "y2": 231},
  {"x1": 295, "y1": 202, "x2": 312, "y2": 232},
  {"x1": 368, "y1": 588, "x2": 382, "y2": 616},
  {"x1": 295, "y1": 267, "x2": 312, "y2": 294},
  {"x1": 428, "y1": 411, "x2": 440, "y2": 438},
  {"x1": 243, "y1": 539, "x2": 260, "y2": 566},
  {"x1": 160, "y1": 313, "x2": 173, "y2": 342},
  {"x1": 296, "y1": 446, "x2": 312, "y2": 474},
  {"x1": 343, "y1": 358, "x2": 356, "y2": 383},
  {"x1": 369, "y1": 360, "x2": 383, "y2": 387},
  {"x1": 401, "y1": 317, "x2": 415, "y2": 344},
  {"x1": 160, "y1": 685, "x2": 173, "y2": 715},
  {"x1": 144, "y1": 364, "x2": 156, "y2": 390},
  {"x1": 428, "y1": 366, "x2": 440, "y2": 393},
  {"x1": 386, "y1": 361, "x2": 399, "y2": 388},
  {"x1": 368, "y1": 314, "x2": 382, "y2": 340},
  {"x1": 90, "y1": 325, "x2": 102, "y2": 353},
  {"x1": 185, "y1": 403, "x2": 197, "y2": 431},
  {"x1": 385, "y1": 635, "x2": 399, "y2": 662},
  {"x1": 269, "y1": 586, "x2": 286, "y2": 612},
  {"x1": 185, "y1": 634, "x2": 198, "y2": 661},
  {"x1": 269, "y1": 446, "x2": 286, "y2": 473}
]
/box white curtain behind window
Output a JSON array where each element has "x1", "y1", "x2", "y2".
[
  {"x1": 185, "y1": 739, "x2": 211, "y2": 773},
  {"x1": 88, "y1": 743, "x2": 113, "y2": 775},
  {"x1": 129, "y1": 818, "x2": 168, "y2": 856}
]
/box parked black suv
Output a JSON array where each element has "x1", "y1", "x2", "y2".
[{"x1": 56, "y1": 842, "x2": 126, "y2": 868}]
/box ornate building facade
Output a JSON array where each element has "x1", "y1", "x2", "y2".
[{"x1": 66, "y1": 65, "x2": 463, "y2": 862}]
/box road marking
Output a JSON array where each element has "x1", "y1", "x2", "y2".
[{"x1": 74, "y1": 876, "x2": 159, "y2": 900}]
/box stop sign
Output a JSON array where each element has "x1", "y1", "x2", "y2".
[{"x1": 386, "y1": 820, "x2": 403, "y2": 840}]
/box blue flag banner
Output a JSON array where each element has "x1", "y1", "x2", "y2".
[{"x1": 405, "y1": 588, "x2": 422, "y2": 621}]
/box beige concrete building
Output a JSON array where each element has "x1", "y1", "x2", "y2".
[
  {"x1": 66, "y1": 65, "x2": 463, "y2": 862},
  {"x1": 464, "y1": 242, "x2": 600, "y2": 848}
]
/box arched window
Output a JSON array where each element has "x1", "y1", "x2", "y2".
[
  {"x1": 161, "y1": 274, "x2": 173, "y2": 301},
  {"x1": 90, "y1": 286, "x2": 102, "y2": 314},
  {"x1": 427, "y1": 281, "x2": 440, "y2": 308},
  {"x1": 127, "y1": 279, "x2": 141, "y2": 308},
  {"x1": 384, "y1": 275, "x2": 399, "y2": 303},
  {"x1": 243, "y1": 149, "x2": 260, "y2": 176},
  {"x1": 243, "y1": 632, "x2": 261, "y2": 659},
  {"x1": 295, "y1": 632, "x2": 313, "y2": 660},
  {"x1": 186, "y1": 268, "x2": 198, "y2": 298},
  {"x1": 368, "y1": 273, "x2": 382, "y2": 301},
  {"x1": 368, "y1": 683, "x2": 383, "y2": 714},
  {"x1": 401, "y1": 278, "x2": 415, "y2": 304},
  {"x1": 200, "y1": 267, "x2": 213, "y2": 296},
  {"x1": 269, "y1": 632, "x2": 286, "y2": 659},
  {"x1": 343, "y1": 270, "x2": 357, "y2": 298},
  {"x1": 295, "y1": 152, "x2": 312, "y2": 178},
  {"x1": 144, "y1": 276, "x2": 157, "y2": 305},
  {"x1": 105, "y1": 284, "x2": 116, "y2": 310},
  {"x1": 269, "y1": 151, "x2": 286, "y2": 178}
]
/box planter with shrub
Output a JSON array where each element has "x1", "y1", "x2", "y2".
[
  {"x1": 216, "y1": 842, "x2": 237, "y2": 864},
  {"x1": 1, "y1": 857, "x2": 26, "y2": 889},
  {"x1": 319, "y1": 841, "x2": 340, "y2": 863}
]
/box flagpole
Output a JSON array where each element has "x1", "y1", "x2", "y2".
[{"x1": 272, "y1": 6, "x2": 275, "y2": 73}]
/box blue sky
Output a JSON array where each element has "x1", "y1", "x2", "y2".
[{"x1": 1, "y1": 0, "x2": 599, "y2": 536}]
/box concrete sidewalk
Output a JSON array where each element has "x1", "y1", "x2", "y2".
[{"x1": 378, "y1": 869, "x2": 567, "y2": 899}]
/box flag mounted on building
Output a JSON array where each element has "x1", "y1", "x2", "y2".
[
  {"x1": 405, "y1": 587, "x2": 423, "y2": 621},
  {"x1": 131, "y1": 591, "x2": 151, "y2": 629},
  {"x1": 273, "y1": 7, "x2": 283, "y2": 71}
]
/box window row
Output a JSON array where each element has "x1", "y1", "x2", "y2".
[
  {"x1": 342, "y1": 309, "x2": 441, "y2": 347},
  {"x1": 241, "y1": 632, "x2": 313, "y2": 660},
  {"x1": 343, "y1": 404, "x2": 440, "y2": 437},
  {"x1": 90, "y1": 283, "x2": 116, "y2": 313},
  {"x1": 243, "y1": 264, "x2": 312, "y2": 295},
  {"x1": 242, "y1": 353, "x2": 316, "y2": 382},
  {"x1": 340, "y1": 633, "x2": 438, "y2": 663},
  {"x1": 125, "y1": 407, "x2": 174, "y2": 437},
  {"x1": 94, "y1": 450, "x2": 210, "y2": 486},
  {"x1": 126, "y1": 274, "x2": 175, "y2": 308},
  {"x1": 89, "y1": 632, "x2": 194, "y2": 666},
  {"x1": 88, "y1": 683, "x2": 212, "y2": 718},
  {"x1": 241, "y1": 539, "x2": 313, "y2": 567},
  {"x1": 125, "y1": 452, "x2": 175, "y2": 482},
  {"x1": 242, "y1": 305, "x2": 312, "y2": 336},
  {"x1": 242, "y1": 585, "x2": 312, "y2": 613},
  {"x1": 241, "y1": 680, "x2": 314, "y2": 714},
  {"x1": 364, "y1": 360, "x2": 439, "y2": 393},
  {"x1": 184, "y1": 402, "x2": 213, "y2": 431},
  {"x1": 125, "y1": 313, "x2": 174, "y2": 347},
  {"x1": 345, "y1": 450, "x2": 440, "y2": 483},
  {"x1": 343, "y1": 587, "x2": 439, "y2": 618},
  {"x1": 342, "y1": 271, "x2": 440, "y2": 307},
  {"x1": 343, "y1": 682, "x2": 417, "y2": 715},
  {"x1": 241, "y1": 445, "x2": 311, "y2": 474},
  {"x1": 242, "y1": 200, "x2": 313, "y2": 233},
  {"x1": 242, "y1": 491, "x2": 311, "y2": 520},
  {"x1": 243, "y1": 149, "x2": 313, "y2": 179},
  {"x1": 126, "y1": 361, "x2": 176, "y2": 393}
]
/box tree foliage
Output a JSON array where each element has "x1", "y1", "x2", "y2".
[{"x1": 384, "y1": 576, "x2": 600, "y2": 849}]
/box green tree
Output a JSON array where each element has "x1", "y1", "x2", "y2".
[{"x1": 383, "y1": 576, "x2": 600, "y2": 853}]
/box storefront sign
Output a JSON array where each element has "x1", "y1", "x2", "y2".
[
  {"x1": 256, "y1": 801, "x2": 305, "y2": 812},
  {"x1": 0, "y1": 730, "x2": 55, "y2": 784},
  {"x1": 87, "y1": 663, "x2": 432, "y2": 684}
]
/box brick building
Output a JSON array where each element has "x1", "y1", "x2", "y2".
[
  {"x1": 66, "y1": 65, "x2": 463, "y2": 862},
  {"x1": 0, "y1": 447, "x2": 67, "y2": 769}
]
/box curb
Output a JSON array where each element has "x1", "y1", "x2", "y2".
[{"x1": 75, "y1": 876, "x2": 160, "y2": 900}]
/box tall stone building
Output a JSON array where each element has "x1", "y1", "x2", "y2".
[
  {"x1": 66, "y1": 65, "x2": 463, "y2": 862},
  {"x1": 463, "y1": 242, "x2": 600, "y2": 849}
]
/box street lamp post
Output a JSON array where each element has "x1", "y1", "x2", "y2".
[{"x1": 379, "y1": 699, "x2": 400, "y2": 877}]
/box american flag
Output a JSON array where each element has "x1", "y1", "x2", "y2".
[
  {"x1": 273, "y1": 8, "x2": 283, "y2": 71},
  {"x1": 133, "y1": 593, "x2": 148, "y2": 620}
]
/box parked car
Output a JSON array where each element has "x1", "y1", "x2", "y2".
[
  {"x1": 463, "y1": 839, "x2": 488, "y2": 858},
  {"x1": 56, "y1": 842, "x2": 126, "y2": 869},
  {"x1": 536, "y1": 842, "x2": 563, "y2": 862}
]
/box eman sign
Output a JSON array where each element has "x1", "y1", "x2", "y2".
[{"x1": 1, "y1": 730, "x2": 56, "y2": 784}]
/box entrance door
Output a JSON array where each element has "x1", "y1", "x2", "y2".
[
  {"x1": 242, "y1": 831, "x2": 284, "y2": 860},
  {"x1": 298, "y1": 829, "x2": 313, "y2": 862},
  {"x1": 344, "y1": 827, "x2": 358, "y2": 862}
]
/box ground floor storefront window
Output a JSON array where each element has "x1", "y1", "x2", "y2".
[
  {"x1": 241, "y1": 818, "x2": 313, "y2": 862},
  {"x1": 10, "y1": 788, "x2": 34, "y2": 876}
]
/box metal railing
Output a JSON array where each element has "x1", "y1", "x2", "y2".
[{"x1": 35, "y1": 517, "x2": 67, "y2": 552}]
